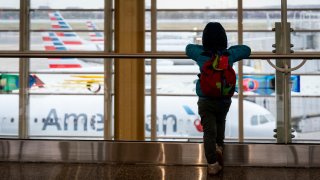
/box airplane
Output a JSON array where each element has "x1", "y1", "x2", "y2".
[
  {"x1": 0, "y1": 93, "x2": 277, "y2": 139},
  {"x1": 145, "y1": 96, "x2": 276, "y2": 138}
]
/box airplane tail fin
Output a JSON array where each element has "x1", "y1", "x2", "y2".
[
  {"x1": 44, "y1": 11, "x2": 90, "y2": 69},
  {"x1": 86, "y1": 21, "x2": 104, "y2": 43},
  {"x1": 48, "y1": 11, "x2": 84, "y2": 45},
  {"x1": 42, "y1": 32, "x2": 84, "y2": 69}
]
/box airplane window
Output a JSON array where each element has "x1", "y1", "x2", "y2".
[
  {"x1": 265, "y1": 114, "x2": 275, "y2": 122},
  {"x1": 259, "y1": 115, "x2": 269, "y2": 124},
  {"x1": 251, "y1": 115, "x2": 258, "y2": 126}
]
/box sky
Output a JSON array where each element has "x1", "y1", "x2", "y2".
[{"x1": 0, "y1": 0, "x2": 319, "y2": 9}]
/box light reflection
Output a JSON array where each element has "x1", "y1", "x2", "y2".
[
  {"x1": 160, "y1": 143, "x2": 166, "y2": 164},
  {"x1": 158, "y1": 166, "x2": 165, "y2": 180},
  {"x1": 197, "y1": 143, "x2": 205, "y2": 164},
  {"x1": 196, "y1": 166, "x2": 205, "y2": 180}
]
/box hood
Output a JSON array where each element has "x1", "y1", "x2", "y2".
[{"x1": 202, "y1": 22, "x2": 228, "y2": 53}]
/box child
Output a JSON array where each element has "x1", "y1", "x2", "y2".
[{"x1": 185, "y1": 22, "x2": 251, "y2": 175}]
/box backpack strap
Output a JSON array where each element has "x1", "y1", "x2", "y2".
[{"x1": 212, "y1": 54, "x2": 222, "y2": 70}]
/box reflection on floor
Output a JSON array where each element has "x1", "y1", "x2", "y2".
[{"x1": 0, "y1": 162, "x2": 319, "y2": 180}]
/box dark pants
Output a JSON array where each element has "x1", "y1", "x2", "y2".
[{"x1": 197, "y1": 98, "x2": 231, "y2": 164}]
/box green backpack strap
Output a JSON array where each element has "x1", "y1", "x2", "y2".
[{"x1": 212, "y1": 54, "x2": 222, "y2": 70}]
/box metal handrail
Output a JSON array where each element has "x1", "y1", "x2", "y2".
[{"x1": 0, "y1": 52, "x2": 320, "y2": 59}]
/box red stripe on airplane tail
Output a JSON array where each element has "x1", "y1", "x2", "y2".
[
  {"x1": 42, "y1": 37, "x2": 51, "y2": 41},
  {"x1": 52, "y1": 25, "x2": 60, "y2": 29},
  {"x1": 56, "y1": 32, "x2": 65, "y2": 36},
  {"x1": 45, "y1": 46, "x2": 56, "y2": 51},
  {"x1": 49, "y1": 64, "x2": 82, "y2": 68}
]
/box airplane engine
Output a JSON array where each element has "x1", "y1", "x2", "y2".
[{"x1": 86, "y1": 81, "x2": 101, "y2": 93}]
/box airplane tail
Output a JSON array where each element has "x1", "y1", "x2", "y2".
[
  {"x1": 86, "y1": 21, "x2": 104, "y2": 43},
  {"x1": 182, "y1": 105, "x2": 203, "y2": 132},
  {"x1": 42, "y1": 32, "x2": 85, "y2": 69},
  {"x1": 0, "y1": 74, "x2": 44, "y2": 92},
  {"x1": 48, "y1": 11, "x2": 84, "y2": 45},
  {"x1": 44, "y1": 11, "x2": 91, "y2": 69}
]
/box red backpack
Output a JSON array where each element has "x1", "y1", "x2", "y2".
[{"x1": 199, "y1": 54, "x2": 236, "y2": 98}]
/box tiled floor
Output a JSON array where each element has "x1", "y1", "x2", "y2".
[{"x1": 0, "y1": 162, "x2": 320, "y2": 180}]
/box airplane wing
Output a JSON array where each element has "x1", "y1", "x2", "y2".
[{"x1": 291, "y1": 113, "x2": 320, "y2": 133}]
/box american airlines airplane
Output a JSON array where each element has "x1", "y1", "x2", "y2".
[{"x1": 0, "y1": 94, "x2": 277, "y2": 139}]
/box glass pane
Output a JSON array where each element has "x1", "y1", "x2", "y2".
[
  {"x1": 290, "y1": 11, "x2": 320, "y2": 31},
  {"x1": 29, "y1": 73, "x2": 104, "y2": 94},
  {"x1": 29, "y1": 95, "x2": 104, "y2": 138},
  {"x1": 146, "y1": 96, "x2": 202, "y2": 138},
  {"x1": 243, "y1": 0, "x2": 280, "y2": 8},
  {"x1": 292, "y1": 32, "x2": 320, "y2": 52},
  {"x1": 145, "y1": 96, "x2": 241, "y2": 140},
  {"x1": 0, "y1": 0, "x2": 19, "y2": 9},
  {"x1": 243, "y1": 97, "x2": 276, "y2": 140},
  {"x1": 0, "y1": 95, "x2": 19, "y2": 136},
  {"x1": 31, "y1": 0, "x2": 104, "y2": 9},
  {"x1": 243, "y1": 32, "x2": 274, "y2": 52},
  {"x1": 299, "y1": 75, "x2": 320, "y2": 96},
  {"x1": 0, "y1": 32, "x2": 19, "y2": 51},
  {"x1": 0, "y1": 9, "x2": 19, "y2": 50},
  {"x1": 30, "y1": 11, "x2": 104, "y2": 31},
  {"x1": 157, "y1": 11, "x2": 237, "y2": 31},
  {"x1": 145, "y1": 11, "x2": 151, "y2": 30},
  {"x1": 291, "y1": 60, "x2": 320, "y2": 74},
  {"x1": 0, "y1": 11, "x2": 19, "y2": 30},
  {"x1": 157, "y1": 0, "x2": 237, "y2": 9},
  {"x1": 145, "y1": 61, "x2": 198, "y2": 95},
  {"x1": 0, "y1": 58, "x2": 19, "y2": 72},
  {"x1": 288, "y1": 0, "x2": 319, "y2": 8},
  {"x1": 30, "y1": 10, "x2": 104, "y2": 51},
  {"x1": 155, "y1": 32, "x2": 237, "y2": 51},
  {"x1": 29, "y1": 58, "x2": 104, "y2": 94},
  {"x1": 243, "y1": 11, "x2": 279, "y2": 30},
  {"x1": 292, "y1": 97, "x2": 320, "y2": 140},
  {"x1": 30, "y1": 31, "x2": 104, "y2": 51},
  {"x1": 156, "y1": 32, "x2": 194, "y2": 51}
]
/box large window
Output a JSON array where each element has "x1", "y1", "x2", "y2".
[
  {"x1": 0, "y1": 1, "x2": 20, "y2": 137},
  {"x1": 1, "y1": 0, "x2": 320, "y2": 142},
  {"x1": 145, "y1": 0, "x2": 320, "y2": 142},
  {"x1": 29, "y1": 1, "x2": 105, "y2": 138}
]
